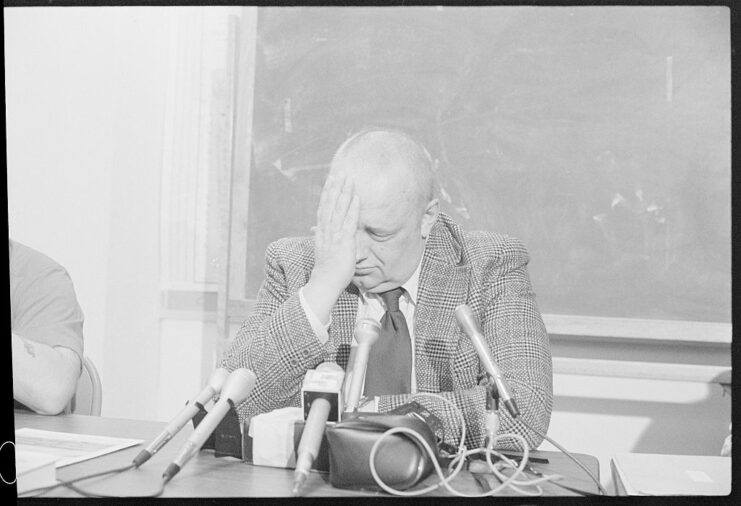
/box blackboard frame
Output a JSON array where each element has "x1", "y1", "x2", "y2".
[{"x1": 218, "y1": 6, "x2": 732, "y2": 348}]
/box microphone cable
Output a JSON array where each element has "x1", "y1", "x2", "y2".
[
  {"x1": 367, "y1": 393, "x2": 558, "y2": 497},
  {"x1": 18, "y1": 463, "x2": 135, "y2": 497},
  {"x1": 516, "y1": 416, "x2": 608, "y2": 496},
  {"x1": 64, "y1": 478, "x2": 166, "y2": 498},
  {"x1": 18, "y1": 463, "x2": 166, "y2": 498}
]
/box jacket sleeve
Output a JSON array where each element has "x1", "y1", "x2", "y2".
[
  {"x1": 479, "y1": 237, "x2": 553, "y2": 449},
  {"x1": 378, "y1": 238, "x2": 553, "y2": 451},
  {"x1": 219, "y1": 240, "x2": 328, "y2": 421}
]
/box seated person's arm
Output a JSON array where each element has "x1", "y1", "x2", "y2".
[
  {"x1": 10, "y1": 244, "x2": 85, "y2": 415},
  {"x1": 12, "y1": 333, "x2": 81, "y2": 415},
  {"x1": 479, "y1": 241, "x2": 553, "y2": 448},
  {"x1": 220, "y1": 235, "x2": 356, "y2": 418},
  {"x1": 221, "y1": 174, "x2": 359, "y2": 420},
  {"x1": 219, "y1": 245, "x2": 328, "y2": 417}
]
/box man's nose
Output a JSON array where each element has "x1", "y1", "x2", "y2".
[{"x1": 355, "y1": 232, "x2": 369, "y2": 262}]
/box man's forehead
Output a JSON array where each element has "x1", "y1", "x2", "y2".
[
  {"x1": 330, "y1": 154, "x2": 423, "y2": 219},
  {"x1": 354, "y1": 170, "x2": 414, "y2": 204},
  {"x1": 357, "y1": 184, "x2": 418, "y2": 228},
  {"x1": 338, "y1": 157, "x2": 414, "y2": 188}
]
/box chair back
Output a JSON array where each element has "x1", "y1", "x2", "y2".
[{"x1": 69, "y1": 355, "x2": 102, "y2": 416}]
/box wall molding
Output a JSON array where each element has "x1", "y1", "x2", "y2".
[
  {"x1": 553, "y1": 357, "x2": 731, "y2": 384},
  {"x1": 543, "y1": 314, "x2": 731, "y2": 343}
]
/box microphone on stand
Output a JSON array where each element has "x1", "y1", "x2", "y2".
[
  {"x1": 343, "y1": 318, "x2": 381, "y2": 412},
  {"x1": 133, "y1": 368, "x2": 231, "y2": 467},
  {"x1": 162, "y1": 368, "x2": 256, "y2": 484},
  {"x1": 455, "y1": 304, "x2": 520, "y2": 418},
  {"x1": 293, "y1": 362, "x2": 345, "y2": 496}
]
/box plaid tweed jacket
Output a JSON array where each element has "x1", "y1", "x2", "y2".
[{"x1": 220, "y1": 212, "x2": 552, "y2": 450}]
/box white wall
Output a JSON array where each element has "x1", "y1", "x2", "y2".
[
  {"x1": 6, "y1": 6, "x2": 243, "y2": 421},
  {"x1": 6, "y1": 7, "x2": 116, "y2": 381},
  {"x1": 5, "y1": 7, "x2": 172, "y2": 419}
]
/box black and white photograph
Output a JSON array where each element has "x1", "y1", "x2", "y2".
[{"x1": 5, "y1": 3, "x2": 732, "y2": 499}]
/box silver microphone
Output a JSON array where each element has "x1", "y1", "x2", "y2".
[
  {"x1": 162, "y1": 368, "x2": 257, "y2": 483},
  {"x1": 293, "y1": 362, "x2": 345, "y2": 495},
  {"x1": 133, "y1": 368, "x2": 230, "y2": 467},
  {"x1": 455, "y1": 304, "x2": 520, "y2": 417}
]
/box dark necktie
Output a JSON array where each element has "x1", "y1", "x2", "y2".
[{"x1": 363, "y1": 287, "x2": 412, "y2": 396}]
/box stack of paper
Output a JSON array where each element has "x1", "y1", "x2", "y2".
[
  {"x1": 15, "y1": 450, "x2": 58, "y2": 495},
  {"x1": 15, "y1": 428, "x2": 142, "y2": 468},
  {"x1": 14, "y1": 427, "x2": 143, "y2": 496},
  {"x1": 611, "y1": 453, "x2": 731, "y2": 496}
]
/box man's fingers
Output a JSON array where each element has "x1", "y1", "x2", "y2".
[
  {"x1": 315, "y1": 172, "x2": 358, "y2": 270},
  {"x1": 342, "y1": 194, "x2": 360, "y2": 235},
  {"x1": 317, "y1": 173, "x2": 345, "y2": 247},
  {"x1": 314, "y1": 234, "x2": 324, "y2": 258},
  {"x1": 317, "y1": 173, "x2": 337, "y2": 229},
  {"x1": 331, "y1": 176, "x2": 354, "y2": 230}
]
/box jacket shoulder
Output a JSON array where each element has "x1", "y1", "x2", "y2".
[
  {"x1": 435, "y1": 214, "x2": 529, "y2": 267},
  {"x1": 266, "y1": 236, "x2": 313, "y2": 255},
  {"x1": 462, "y1": 230, "x2": 529, "y2": 265},
  {"x1": 264, "y1": 236, "x2": 315, "y2": 274}
]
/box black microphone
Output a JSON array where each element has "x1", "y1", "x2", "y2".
[
  {"x1": 162, "y1": 368, "x2": 256, "y2": 484},
  {"x1": 133, "y1": 368, "x2": 231, "y2": 467},
  {"x1": 293, "y1": 362, "x2": 345, "y2": 495},
  {"x1": 455, "y1": 304, "x2": 520, "y2": 418}
]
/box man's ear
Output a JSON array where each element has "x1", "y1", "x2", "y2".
[{"x1": 420, "y1": 198, "x2": 439, "y2": 239}]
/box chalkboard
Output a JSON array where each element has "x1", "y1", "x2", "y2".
[{"x1": 242, "y1": 6, "x2": 730, "y2": 324}]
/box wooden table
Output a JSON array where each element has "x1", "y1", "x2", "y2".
[{"x1": 14, "y1": 411, "x2": 600, "y2": 498}]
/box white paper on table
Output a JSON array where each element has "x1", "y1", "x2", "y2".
[{"x1": 15, "y1": 428, "x2": 143, "y2": 467}]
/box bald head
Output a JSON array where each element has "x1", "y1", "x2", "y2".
[{"x1": 330, "y1": 129, "x2": 435, "y2": 210}]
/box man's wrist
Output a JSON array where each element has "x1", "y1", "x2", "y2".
[
  {"x1": 308, "y1": 269, "x2": 348, "y2": 297},
  {"x1": 298, "y1": 287, "x2": 331, "y2": 343},
  {"x1": 303, "y1": 273, "x2": 347, "y2": 323}
]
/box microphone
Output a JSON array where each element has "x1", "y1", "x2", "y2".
[
  {"x1": 133, "y1": 368, "x2": 231, "y2": 467},
  {"x1": 343, "y1": 318, "x2": 381, "y2": 412},
  {"x1": 293, "y1": 362, "x2": 345, "y2": 496},
  {"x1": 162, "y1": 368, "x2": 256, "y2": 484},
  {"x1": 454, "y1": 304, "x2": 520, "y2": 418}
]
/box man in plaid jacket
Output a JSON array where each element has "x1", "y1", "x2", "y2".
[{"x1": 221, "y1": 129, "x2": 552, "y2": 450}]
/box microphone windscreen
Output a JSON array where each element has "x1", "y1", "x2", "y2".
[
  {"x1": 222, "y1": 368, "x2": 257, "y2": 404},
  {"x1": 316, "y1": 362, "x2": 343, "y2": 373},
  {"x1": 207, "y1": 368, "x2": 231, "y2": 394},
  {"x1": 302, "y1": 362, "x2": 345, "y2": 421},
  {"x1": 454, "y1": 304, "x2": 479, "y2": 336},
  {"x1": 355, "y1": 318, "x2": 381, "y2": 345}
]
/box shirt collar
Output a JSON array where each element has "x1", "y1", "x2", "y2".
[{"x1": 401, "y1": 255, "x2": 422, "y2": 305}]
